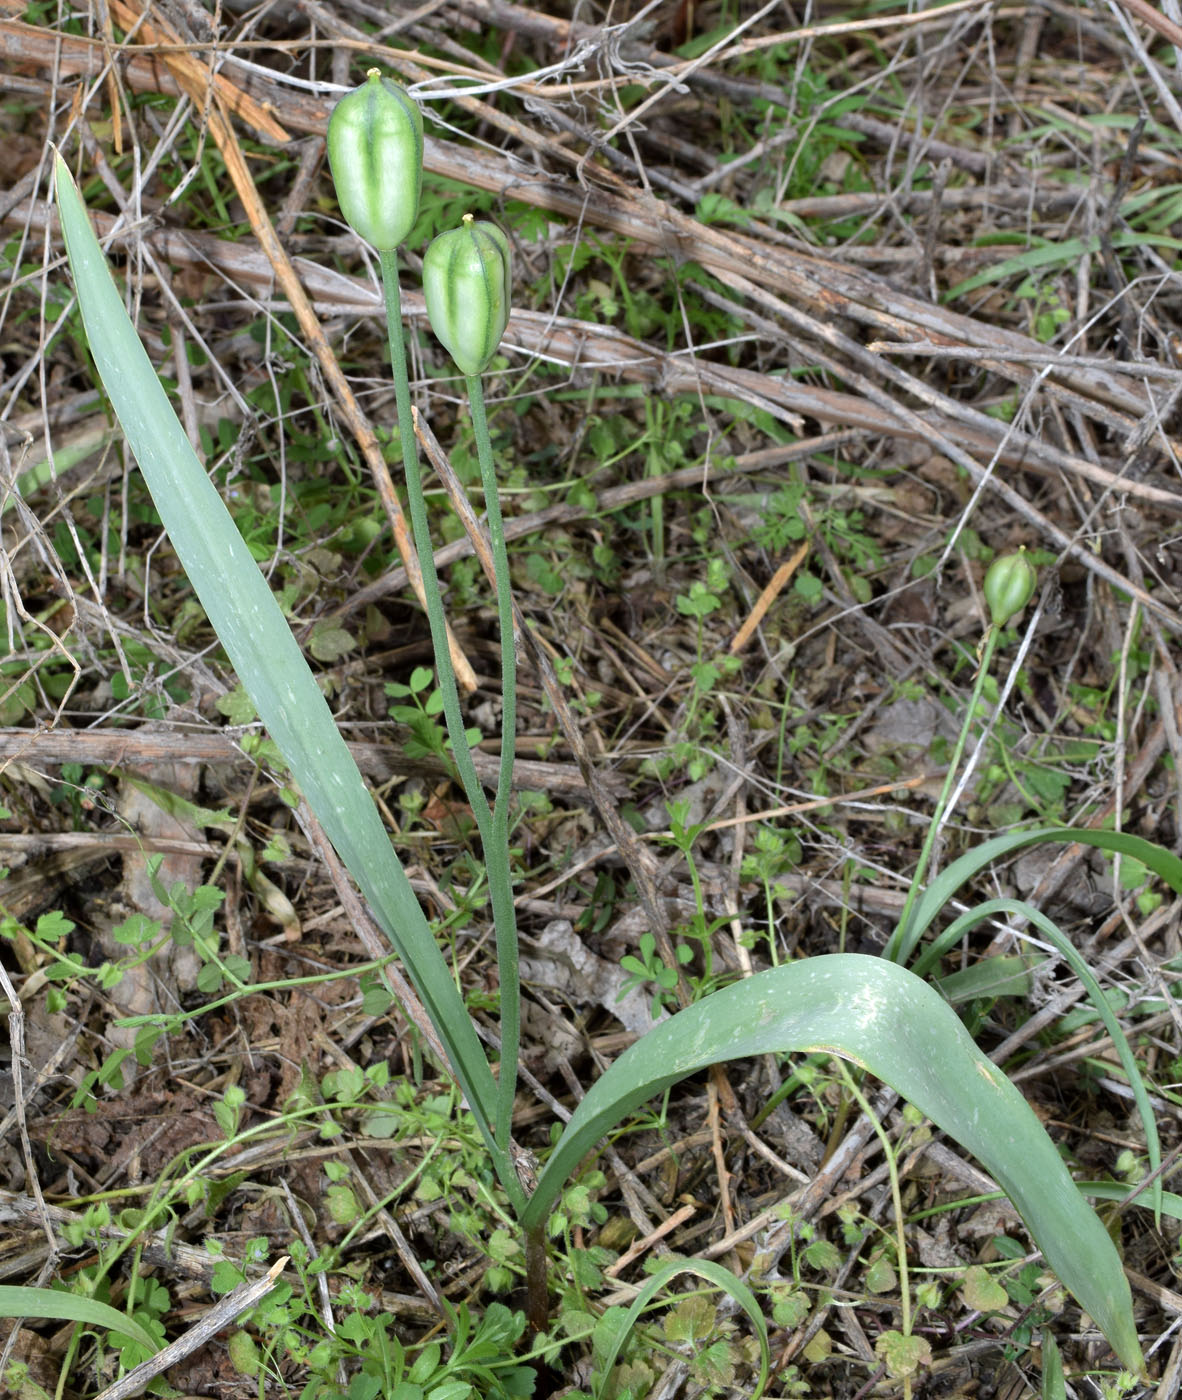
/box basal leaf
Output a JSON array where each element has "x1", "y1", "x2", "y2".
[
  {"x1": 524, "y1": 954, "x2": 1143, "y2": 1374},
  {"x1": 53, "y1": 155, "x2": 501, "y2": 1166}
]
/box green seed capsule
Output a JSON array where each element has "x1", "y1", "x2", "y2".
[
  {"x1": 327, "y1": 69, "x2": 423, "y2": 251},
  {"x1": 422, "y1": 215, "x2": 512, "y2": 376},
  {"x1": 983, "y1": 549, "x2": 1037, "y2": 628}
]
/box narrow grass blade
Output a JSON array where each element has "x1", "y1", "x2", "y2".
[
  {"x1": 522, "y1": 954, "x2": 1143, "y2": 1374},
  {"x1": 1080, "y1": 1181, "x2": 1182, "y2": 1219},
  {"x1": 944, "y1": 228, "x2": 1182, "y2": 302},
  {"x1": 885, "y1": 825, "x2": 1182, "y2": 966},
  {"x1": 1040, "y1": 1330, "x2": 1066, "y2": 1400},
  {"x1": 53, "y1": 157, "x2": 500, "y2": 1146},
  {"x1": 591, "y1": 1260, "x2": 769, "y2": 1400},
  {"x1": 0, "y1": 1285, "x2": 160, "y2": 1354},
  {"x1": 936, "y1": 952, "x2": 1040, "y2": 1003}
]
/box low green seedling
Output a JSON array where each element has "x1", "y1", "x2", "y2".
[
  {"x1": 386, "y1": 663, "x2": 481, "y2": 763},
  {"x1": 617, "y1": 929, "x2": 690, "y2": 1019}
]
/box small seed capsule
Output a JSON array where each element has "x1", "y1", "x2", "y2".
[
  {"x1": 422, "y1": 215, "x2": 512, "y2": 376},
  {"x1": 327, "y1": 69, "x2": 423, "y2": 251},
  {"x1": 983, "y1": 549, "x2": 1037, "y2": 628}
]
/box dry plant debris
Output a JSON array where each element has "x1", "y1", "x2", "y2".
[{"x1": 2, "y1": 0, "x2": 1182, "y2": 1396}]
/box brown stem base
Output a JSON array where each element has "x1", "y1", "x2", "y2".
[{"x1": 524, "y1": 1223, "x2": 548, "y2": 1334}]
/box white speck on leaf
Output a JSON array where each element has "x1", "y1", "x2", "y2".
[{"x1": 848, "y1": 983, "x2": 885, "y2": 1031}]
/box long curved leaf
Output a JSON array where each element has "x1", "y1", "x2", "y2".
[
  {"x1": 0, "y1": 1285, "x2": 160, "y2": 1353},
  {"x1": 913, "y1": 896, "x2": 1160, "y2": 1219},
  {"x1": 591, "y1": 1260, "x2": 769, "y2": 1400},
  {"x1": 52, "y1": 158, "x2": 501, "y2": 1160},
  {"x1": 523, "y1": 954, "x2": 1143, "y2": 1374},
  {"x1": 1081, "y1": 1180, "x2": 1182, "y2": 1219},
  {"x1": 885, "y1": 826, "x2": 1182, "y2": 966}
]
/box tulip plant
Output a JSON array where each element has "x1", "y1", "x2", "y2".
[
  {"x1": 51, "y1": 68, "x2": 1181, "y2": 1383},
  {"x1": 329, "y1": 74, "x2": 523, "y2": 1154}
]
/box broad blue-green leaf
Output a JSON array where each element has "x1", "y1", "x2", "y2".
[
  {"x1": 522, "y1": 955, "x2": 1142, "y2": 1374},
  {"x1": 53, "y1": 155, "x2": 502, "y2": 1174},
  {"x1": 913, "y1": 897, "x2": 1161, "y2": 1220}
]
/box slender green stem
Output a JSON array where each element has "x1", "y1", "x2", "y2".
[
  {"x1": 838, "y1": 1064, "x2": 912, "y2": 1362},
  {"x1": 891, "y1": 627, "x2": 999, "y2": 962},
  {"x1": 464, "y1": 376, "x2": 516, "y2": 829},
  {"x1": 378, "y1": 250, "x2": 492, "y2": 842},
  {"x1": 466, "y1": 372, "x2": 520, "y2": 1149},
  {"x1": 378, "y1": 251, "x2": 526, "y2": 1210}
]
